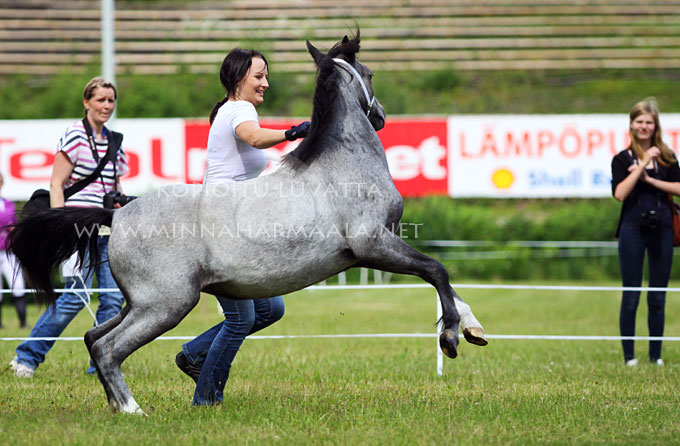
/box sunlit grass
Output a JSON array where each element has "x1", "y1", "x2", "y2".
[{"x1": 1, "y1": 283, "x2": 678, "y2": 445}]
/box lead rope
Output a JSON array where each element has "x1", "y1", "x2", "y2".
[{"x1": 70, "y1": 272, "x2": 99, "y2": 326}]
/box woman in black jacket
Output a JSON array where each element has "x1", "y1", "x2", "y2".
[{"x1": 611, "y1": 98, "x2": 680, "y2": 367}]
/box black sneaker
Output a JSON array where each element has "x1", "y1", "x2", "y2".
[{"x1": 175, "y1": 351, "x2": 201, "y2": 383}]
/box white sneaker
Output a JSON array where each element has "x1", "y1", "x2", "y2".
[
  {"x1": 625, "y1": 358, "x2": 638, "y2": 367},
  {"x1": 9, "y1": 359, "x2": 35, "y2": 378},
  {"x1": 652, "y1": 358, "x2": 664, "y2": 366}
]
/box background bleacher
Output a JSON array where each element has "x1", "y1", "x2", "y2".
[{"x1": 2, "y1": 0, "x2": 680, "y2": 75}]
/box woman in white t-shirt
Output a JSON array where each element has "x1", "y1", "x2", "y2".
[{"x1": 176, "y1": 49, "x2": 310, "y2": 406}]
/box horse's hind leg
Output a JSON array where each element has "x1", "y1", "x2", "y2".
[
  {"x1": 353, "y1": 230, "x2": 487, "y2": 358},
  {"x1": 84, "y1": 305, "x2": 130, "y2": 403},
  {"x1": 90, "y1": 288, "x2": 199, "y2": 415},
  {"x1": 84, "y1": 304, "x2": 130, "y2": 350}
]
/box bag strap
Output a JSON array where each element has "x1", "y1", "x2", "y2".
[{"x1": 63, "y1": 118, "x2": 120, "y2": 199}]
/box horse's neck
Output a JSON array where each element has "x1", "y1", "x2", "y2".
[{"x1": 315, "y1": 91, "x2": 385, "y2": 171}]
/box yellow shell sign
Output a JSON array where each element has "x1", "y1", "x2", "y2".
[{"x1": 492, "y1": 168, "x2": 514, "y2": 189}]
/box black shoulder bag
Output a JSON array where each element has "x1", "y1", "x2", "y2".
[{"x1": 22, "y1": 118, "x2": 121, "y2": 215}]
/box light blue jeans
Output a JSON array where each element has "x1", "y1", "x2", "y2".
[
  {"x1": 14, "y1": 236, "x2": 124, "y2": 372},
  {"x1": 183, "y1": 296, "x2": 284, "y2": 406}
]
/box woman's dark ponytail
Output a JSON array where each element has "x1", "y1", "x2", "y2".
[
  {"x1": 209, "y1": 48, "x2": 268, "y2": 125},
  {"x1": 210, "y1": 97, "x2": 228, "y2": 125}
]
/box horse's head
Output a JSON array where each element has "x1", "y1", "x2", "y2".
[{"x1": 307, "y1": 32, "x2": 385, "y2": 131}]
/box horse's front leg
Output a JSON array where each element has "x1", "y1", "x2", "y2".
[{"x1": 352, "y1": 229, "x2": 487, "y2": 358}]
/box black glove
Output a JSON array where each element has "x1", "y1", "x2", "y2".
[{"x1": 285, "y1": 121, "x2": 311, "y2": 141}]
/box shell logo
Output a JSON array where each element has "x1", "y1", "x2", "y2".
[{"x1": 492, "y1": 168, "x2": 514, "y2": 189}]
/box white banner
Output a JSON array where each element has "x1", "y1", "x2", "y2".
[
  {"x1": 3, "y1": 115, "x2": 680, "y2": 200},
  {"x1": 448, "y1": 114, "x2": 680, "y2": 198}
]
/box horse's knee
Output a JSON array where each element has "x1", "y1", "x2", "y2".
[{"x1": 89, "y1": 340, "x2": 107, "y2": 366}]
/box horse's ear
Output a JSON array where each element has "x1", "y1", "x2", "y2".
[
  {"x1": 306, "y1": 40, "x2": 325, "y2": 66},
  {"x1": 339, "y1": 34, "x2": 358, "y2": 62}
]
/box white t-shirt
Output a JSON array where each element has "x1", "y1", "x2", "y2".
[{"x1": 204, "y1": 100, "x2": 268, "y2": 184}]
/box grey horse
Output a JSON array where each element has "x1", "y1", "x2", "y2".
[{"x1": 10, "y1": 32, "x2": 486, "y2": 415}]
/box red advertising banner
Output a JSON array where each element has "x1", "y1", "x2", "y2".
[
  {"x1": 379, "y1": 118, "x2": 448, "y2": 197},
  {"x1": 182, "y1": 118, "x2": 449, "y2": 196}
]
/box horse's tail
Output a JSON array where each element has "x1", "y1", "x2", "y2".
[{"x1": 9, "y1": 207, "x2": 115, "y2": 306}]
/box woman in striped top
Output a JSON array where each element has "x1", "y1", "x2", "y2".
[{"x1": 10, "y1": 78, "x2": 128, "y2": 378}]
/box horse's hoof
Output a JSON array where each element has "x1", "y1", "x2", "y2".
[
  {"x1": 463, "y1": 327, "x2": 488, "y2": 346},
  {"x1": 120, "y1": 405, "x2": 147, "y2": 416},
  {"x1": 111, "y1": 398, "x2": 147, "y2": 416},
  {"x1": 439, "y1": 329, "x2": 458, "y2": 359}
]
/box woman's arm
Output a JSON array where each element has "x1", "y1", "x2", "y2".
[
  {"x1": 614, "y1": 163, "x2": 647, "y2": 201},
  {"x1": 613, "y1": 147, "x2": 660, "y2": 201},
  {"x1": 235, "y1": 121, "x2": 287, "y2": 149},
  {"x1": 644, "y1": 176, "x2": 680, "y2": 196},
  {"x1": 637, "y1": 146, "x2": 680, "y2": 196},
  {"x1": 49, "y1": 151, "x2": 74, "y2": 208}
]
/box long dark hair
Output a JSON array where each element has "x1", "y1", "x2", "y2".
[{"x1": 209, "y1": 48, "x2": 268, "y2": 125}]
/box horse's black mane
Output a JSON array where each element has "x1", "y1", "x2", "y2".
[{"x1": 283, "y1": 32, "x2": 361, "y2": 169}]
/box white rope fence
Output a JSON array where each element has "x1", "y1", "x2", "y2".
[
  {"x1": 2, "y1": 283, "x2": 678, "y2": 375},
  {"x1": 4, "y1": 284, "x2": 680, "y2": 293}
]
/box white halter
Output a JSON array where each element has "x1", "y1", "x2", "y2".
[{"x1": 332, "y1": 58, "x2": 376, "y2": 117}]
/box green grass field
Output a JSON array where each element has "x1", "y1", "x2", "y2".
[{"x1": 1, "y1": 282, "x2": 679, "y2": 445}]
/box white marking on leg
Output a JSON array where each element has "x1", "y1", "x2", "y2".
[
  {"x1": 119, "y1": 397, "x2": 146, "y2": 416},
  {"x1": 455, "y1": 298, "x2": 483, "y2": 330}
]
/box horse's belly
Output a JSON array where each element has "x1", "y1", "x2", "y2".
[{"x1": 202, "y1": 257, "x2": 354, "y2": 299}]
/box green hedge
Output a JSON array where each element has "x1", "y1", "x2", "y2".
[
  {"x1": 7, "y1": 196, "x2": 677, "y2": 286},
  {"x1": 401, "y1": 197, "x2": 620, "y2": 242},
  {"x1": 397, "y1": 197, "x2": 680, "y2": 282}
]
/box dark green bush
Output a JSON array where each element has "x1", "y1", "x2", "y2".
[{"x1": 397, "y1": 197, "x2": 680, "y2": 282}]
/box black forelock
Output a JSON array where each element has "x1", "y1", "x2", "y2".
[{"x1": 328, "y1": 30, "x2": 361, "y2": 62}]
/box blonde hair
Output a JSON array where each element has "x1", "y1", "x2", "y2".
[
  {"x1": 629, "y1": 97, "x2": 674, "y2": 167},
  {"x1": 83, "y1": 77, "x2": 117, "y2": 101}
]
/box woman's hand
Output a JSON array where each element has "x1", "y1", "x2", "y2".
[
  {"x1": 285, "y1": 121, "x2": 311, "y2": 141},
  {"x1": 641, "y1": 146, "x2": 661, "y2": 167},
  {"x1": 628, "y1": 163, "x2": 651, "y2": 182}
]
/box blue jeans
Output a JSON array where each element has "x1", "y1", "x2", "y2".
[
  {"x1": 183, "y1": 296, "x2": 284, "y2": 406},
  {"x1": 618, "y1": 223, "x2": 673, "y2": 361},
  {"x1": 14, "y1": 236, "x2": 124, "y2": 372}
]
